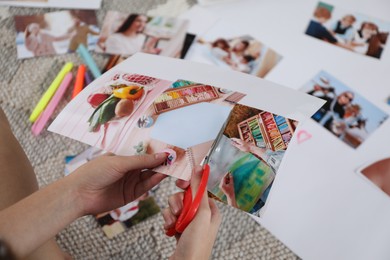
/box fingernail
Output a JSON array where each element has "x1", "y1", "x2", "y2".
[{"x1": 155, "y1": 153, "x2": 167, "y2": 159}]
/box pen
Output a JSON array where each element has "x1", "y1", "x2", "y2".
[
  {"x1": 72, "y1": 64, "x2": 86, "y2": 99},
  {"x1": 29, "y1": 62, "x2": 73, "y2": 122},
  {"x1": 31, "y1": 72, "x2": 73, "y2": 136},
  {"x1": 76, "y1": 44, "x2": 101, "y2": 79}
]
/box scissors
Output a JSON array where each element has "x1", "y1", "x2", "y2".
[
  {"x1": 166, "y1": 160, "x2": 210, "y2": 236},
  {"x1": 166, "y1": 115, "x2": 230, "y2": 236}
]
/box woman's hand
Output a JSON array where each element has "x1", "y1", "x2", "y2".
[
  {"x1": 69, "y1": 152, "x2": 167, "y2": 216},
  {"x1": 219, "y1": 172, "x2": 238, "y2": 208},
  {"x1": 231, "y1": 137, "x2": 251, "y2": 152},
  {"x1": 162, "y1": 167, "x2": 222, "y2": 260}
]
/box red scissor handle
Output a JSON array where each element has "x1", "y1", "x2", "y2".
[{"x1": 166, "y1": 164, "x2": 210, "y2": 236}]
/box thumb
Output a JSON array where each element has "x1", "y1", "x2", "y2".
[{"x1": 110, "y1": 153, "x2": 167, "y2": 173}]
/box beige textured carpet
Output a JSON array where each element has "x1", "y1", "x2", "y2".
[{"x1": 0, "y1": 0, "x2": 298, "y2": 259}]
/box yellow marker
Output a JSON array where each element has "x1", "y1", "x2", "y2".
[{"x1": 29, "y1": 62, "x2": 73, "y2": 122}]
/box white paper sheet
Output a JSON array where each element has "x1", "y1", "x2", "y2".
[{"x1": 189, "y1": 1, "x2": 390, "y2": 259}]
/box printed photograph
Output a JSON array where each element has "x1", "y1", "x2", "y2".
[
  {"x1": 95, "y1": 11, "x2": 188, "y2": 58},
  {"x1": 207, "y1": 103, "x2": 298, "y2": 217},
  {"x1": 358, "y1": 158, "x2": 390, "y2": 198},
  {"x1": 305, "y1": 2, "x2": 390, "y2": 59},
  {"x1": 301, "y1": 71, "x2": 388, "y2": 148},
  {"x1": 51, "y1": 70, "x2": 246, "y2": 180},
  {"x1": 121, "y1": 79, "x2": 246, "y2": 180},
  {"x1": 96, "y1": 193, "x2": 160, "y2": 239},
  {"x1": 14, "y1": 10, "x2": 99, "y2": 59},
  {"x1": 190, "y1": 35, "x2": 282, "y2": 78}
]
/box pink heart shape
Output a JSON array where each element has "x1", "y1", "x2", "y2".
[{"x1": 297, "y1": 130, "x2": 312, "y2": 144}]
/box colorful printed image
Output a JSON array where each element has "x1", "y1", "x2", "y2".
[
  {"x1": 96, "y1": 193, "x2": 160, "y2": 239},
  {"x1": 301, "y1": 71, "x2": 388, "y2": 148},
  {"x1": 189, "y1": 34, "x2": 282, "y2": 78},
  {"x1": 95, "y1": 11, "x2": 188, "y2": 58},
  {"x1": 14, "y1": 10, "x2": 99, "y2": 59},
  {"x1": 121, "y1": 79, "x2": 246, "y2": 180},
  {"x1": 207, "y1": 104, "x2": 298, "y2": 217},
  {"x1": 305, "y1": 2, "x2": 390, "y2": 59},
  {"x1": 50, "y1": 70, "x2": 246, "y2": 180},
  {"x1": 358, "y1": 158, "x2": 390, "y2": 198}
]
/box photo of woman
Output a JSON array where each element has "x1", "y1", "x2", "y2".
[
  {"x1": 96, "y1": 11, "x2": 188, "y2": 58},
  {"x1": 189, "y1": 33, "x2": 282, "y2": 78}
]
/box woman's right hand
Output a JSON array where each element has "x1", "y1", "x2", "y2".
[{"x1": 162, "y1": 167, "x2": 221, "y2": 260}]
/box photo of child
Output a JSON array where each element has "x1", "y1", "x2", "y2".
[
  {"x1": 206, "y1": 104, "x2": 298, "y2": 217},
  {"x1": 14, "y1": 10, "x2": 99, "y2": 59},
  {"x1": 301, "y1": 71, "x2": 388, "y2": 148},
  {"x1": 95, "y1": 11, "x2": 188, "y2": 58},
  {"x1": 305, "y1": 2, "x2": 390, "y2": 59},
  {"x1": 189, "y1": 34, "x2": 282, "y2": 78}
]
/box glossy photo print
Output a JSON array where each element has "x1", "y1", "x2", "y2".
[
  {"x1": 49, "y1": 71, "x2": 246, "y2": 180},
  {"x1": 14, "y1": 10, "x2": 99, "y2": 59},
  {"x1": 188, "y1": 34, "x2": 282, "y2": 78},
  {"x1": 301, "y1": 71, "x2": 388, "y2": 148},
  {"x1": 305, "y1": 2, "x2": 390, "y2": 59},
  {"x1": 206, "y1": 103, "x2": 298, "y2": 217},
  {"x1": 95, "y1": 11, "x2": 188, "y2": 58}
]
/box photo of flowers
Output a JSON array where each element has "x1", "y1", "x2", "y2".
[
  {"x1": 305, "y1": 1, "x2": 390, "y2": 59},
  {"x1": 301, "y1": 71, "x2": 388, "y2": 148},
  {"x1": 206, "y1": 103, "x2": 298, "y2": 217}
]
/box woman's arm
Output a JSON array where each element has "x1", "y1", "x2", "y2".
[{"x1": 0, "y1": 153, "x2": 167, "y2": 259}]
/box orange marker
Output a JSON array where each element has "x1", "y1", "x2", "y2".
[{"x1": 72, "y1": 64, "x2": 86, "y2": 99}]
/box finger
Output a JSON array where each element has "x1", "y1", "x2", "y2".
[
  {"x1": 162, "y1": 208, "x2": 177, "y2": 230},
  {"x1": 208, "y1": 198, "x2": 221, "y2": 225},
  {"x1": 102, "y1": 152, "x2": 115, "y2": 156},
  {"x1": 134, "y1": 172, "x2": 167, "y2": 197},
  {"x1": 175, "y1": 179, "x2": 190, "y2": 190},
  {"x1": 167, "y1": 192, "x2": 184, "y2": 216},
  {"x1": 111, "y1": 153, "x2": 167, "y2": 173}
]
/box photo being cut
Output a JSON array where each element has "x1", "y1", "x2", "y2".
[
  {"x1": 305, "y1": 1, "x2": 390, "y2": 59},
  {"x1": 206, "y1": 104, "x2": 298, "y2": 217},
  {"x1": 301, "y1": 71, "x2": 388, "y2": 148}
]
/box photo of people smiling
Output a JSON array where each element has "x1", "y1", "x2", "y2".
[
  {"x1": 185, "y1": 21, "x2": 282, "y2": 78},
  {"x1": 305, "y1": 2, "x2": 390, "y2": 59},
  {"x1": 14, "y1": 10, "x2": 99, "y2": 59},
  {"x1": 301, "y1": 71, "x2": 388, "y2": 148},
  {"x1": 95, "y1": 11, "x2": 188, "y2": 58},
  {"x1": 206, "y1": 104, "x2": 298, "y2": 217}
]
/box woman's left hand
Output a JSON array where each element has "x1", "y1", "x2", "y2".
[{"x1": 69, "y1": 153, "x2": 167, "y2": 216}]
